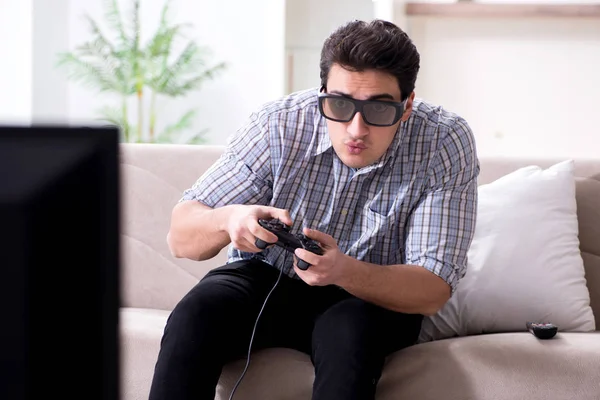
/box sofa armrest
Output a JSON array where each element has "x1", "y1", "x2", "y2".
[
  {"x1": 119, "y1": 143, "x2": 228, "y2": 311},
  {"x1": 120, "y1": 233, "x2": 228, "y2": 310}
]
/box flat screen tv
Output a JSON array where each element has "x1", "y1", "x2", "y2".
[{"x1": 0, "y1": 125, "x2": 120, "y2": 400}]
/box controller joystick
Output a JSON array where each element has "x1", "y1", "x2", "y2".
[
  {"x1": 295, "y1": 234, "x2": 324, "y2": 270},
  {"x1": 254, "y1": 219, "x2": 288, "y2": 250},
  {"x1": 255, "y1": 218, "x2": 324, "y2": 270}
]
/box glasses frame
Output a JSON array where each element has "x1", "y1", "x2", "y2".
[{"x1": 317, "y1": 92, "x2": 407, "y2": 127}]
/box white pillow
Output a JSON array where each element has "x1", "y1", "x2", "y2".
[{"x1": 418, "y1": 159, "x2": 596, "y2": 343}]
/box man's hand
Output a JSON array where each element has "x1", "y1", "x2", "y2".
[
  {"x1": 225, "y1": 205, "x2": 292, "y2": 253},
  {"x1": 293, "y1": 227, "x2": 347, "y2": 286}
]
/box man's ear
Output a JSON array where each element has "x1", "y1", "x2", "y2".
[{"x1": 400, "y1": 91, "x2": 416, "y2": 122}]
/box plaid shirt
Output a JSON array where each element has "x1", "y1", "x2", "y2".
[{"x1": 182, "y1": 87, "x2": 479, "y2": 293}]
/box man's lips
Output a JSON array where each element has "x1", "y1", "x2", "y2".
[
  {"x1": 345, "y1": 142, "x2": 367, "y2": 149},
  {"x1": 345, "y1": 142, "x2": 367, "y2": 155}
]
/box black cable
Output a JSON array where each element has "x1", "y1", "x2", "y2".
[{"x1": 228, "y1": 266, "x2": 283, "y2": 400}]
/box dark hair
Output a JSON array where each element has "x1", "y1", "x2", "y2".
[{"x1": 319, "y1": 19, "x2": 420, "y2": 101}]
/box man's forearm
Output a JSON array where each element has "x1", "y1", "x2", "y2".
[
  {"x1": 337, "y1": 255, "x2": 451, "y2": 316},
  {"x1": 167, "y1": 200, "x2": 232, "y2": 261}
]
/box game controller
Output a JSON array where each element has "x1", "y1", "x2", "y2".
[{"x1": 254, "y1": 218, "x2": 324, "y2": 270}]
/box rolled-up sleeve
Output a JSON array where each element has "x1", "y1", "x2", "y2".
[
  {"x1": 404, "y1": 117, "x2": 479, "y2": 294},
  {"x1": 180, "y1": 111, "x2": 273, "y2": 207}
]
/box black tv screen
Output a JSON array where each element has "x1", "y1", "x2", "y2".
[{"x1": 0, "y1": 125, "x2": 120, "y2": 400}]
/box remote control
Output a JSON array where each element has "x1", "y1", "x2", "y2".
[
  {"x1": 526, "y1": 322, "x2": 558, "y2": 339},
  {"x1": 254, "y1": 219, "x2": 324, "y2": 270}
]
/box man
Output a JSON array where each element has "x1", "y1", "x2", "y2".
[{"x1": 149, "y1": 19, "x2": 479, "y2": 400}]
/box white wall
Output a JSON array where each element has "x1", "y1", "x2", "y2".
[
  {"x1": 285, "y1": 0, "x2": 374, "y2": 92},
  {"x1": 66, "y1": 0, "x2": 285, "y2": 145},
  {"x1": 7, "y1": 1, "x2": 598, "y2": 156},
  {"x1": 405, "y1": 16, "x2": 600, "y2": 159},
  {"x1": 32, "y1": 0, "x2": 70, "y2": 122},
  {"x1": 0, "y1": 0, "x2": 33, "y2": 123},
  {"x1": 285, "y1": 1, "x2": 599, "y2": 159}
]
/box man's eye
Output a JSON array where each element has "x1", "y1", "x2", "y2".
[
  {"x1": 371, "y1": 104, "x2": 389, "y2": 112},
  {"x1": 334, "y1": 99, "x2": 349, "y2": 108}
]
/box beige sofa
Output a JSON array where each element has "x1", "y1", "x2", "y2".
[{"x1": 118, "y1": 143, "x2": 600, "y2": 400}]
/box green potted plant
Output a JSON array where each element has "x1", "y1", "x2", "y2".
[{"x1": 57, "y1": 0, "x2": 226, "y2": 144}]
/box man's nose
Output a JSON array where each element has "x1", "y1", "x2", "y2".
[{"x1": 347, "y1": 112, "x2": 369, "y2": 139}]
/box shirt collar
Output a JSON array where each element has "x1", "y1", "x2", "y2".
[
  {"x1": 313, "y1": 112, "x2": 332, "y2": 156},
  {"x1": 376, "y1": 122, "x2": 404, "y2": 166}
]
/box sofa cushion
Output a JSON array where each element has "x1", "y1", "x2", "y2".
[
  {"x1": 217, "y1": 348, "x2": 314, "y2": 400},
  {"x1": 119, "y1": 307, "x2": 600, "y2": 400},
  {"x1": 119, "y1": 307, "x2": 315, "y2": 400},
  {"x1": 419, "y1": 160, "x2": 595, "y2": 342},
  {"x1": 119, "y1": 308, "x2": 171, "y2": 400},
  {"x1": 377, "y1": 332, "x2": 600, "y2": 400},
  {"x1": 224, "y1": 334, "x2": 600, "y2": 400}
]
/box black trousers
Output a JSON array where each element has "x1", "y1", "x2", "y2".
[{"x1": 148, "y1": 259, "x2": 424, "y2": 400}]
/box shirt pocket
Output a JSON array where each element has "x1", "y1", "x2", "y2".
[
  {"x1": 366, "y1": 191, "x2": 396, "y2": 217},
  {"x1": 364, "y1": 192, "x2": 401, "y2": 243},
  {"x1": 355, "y1": 207, "x2": 390, "y2": 264},
  {"x1": 364, "y1": 207, "x2": 386, "y2": 235}
]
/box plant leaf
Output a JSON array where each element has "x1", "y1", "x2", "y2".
[
  {"x1": 82, "y1": 15, "x2": 134, "y2": 93},
  {"x1": 103, "y1": 0, "x2": 129, "y2": 48},
  {"x1": 149, "y1": 39, "x2": 227, "y2": 96},
  {"x1": 56, "y1": 12, "x2": 138, "y2": 96},
  {"x1": 56, "y1": 52, "x2": 122, "y2": 93},
  {"x1": 161, "y1": 62, "x2": 227, "y2": 96}
]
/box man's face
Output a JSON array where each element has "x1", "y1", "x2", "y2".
[{"x1": 323, "y1": 64, "x2": 414, "y2": 169}]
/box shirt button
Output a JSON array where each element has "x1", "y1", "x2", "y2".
[{"x1": 341, "y1": 209, "x2": 348, "y2": 215}]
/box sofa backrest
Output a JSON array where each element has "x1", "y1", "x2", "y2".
[{"x1": 119, "y1": 143, "x2": 600, "y2": 330}]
